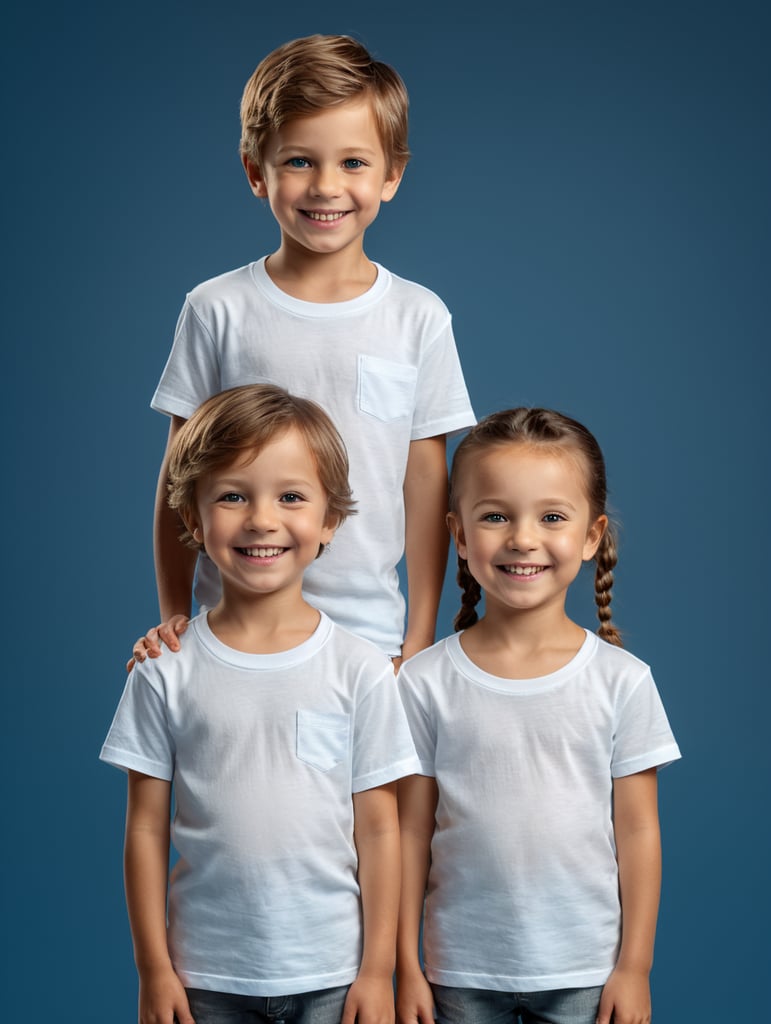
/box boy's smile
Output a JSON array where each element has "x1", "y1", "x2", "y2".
[
  {"x1": 244, "y1": 99, "x2": 403, "y2": 271},
  {"x1": 187, "y1": 427, "x2": 336, "y2": 605}
]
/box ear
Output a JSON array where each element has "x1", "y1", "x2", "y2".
[
  {"x1": 582, "y1": 514, "x2": 608, "y2": 561},
  {"x1": 446, "y1": 511, "x2": 468, "y2": 559},
  {"x1": 181, "y1": 508, "x2": 203, "y2": 546},
  {"x1": 242, "y1": 154, "x2": 269, "y2": 199},
  {"x1": 380, "y1": 161, "x2": 405, "y2": 203}
]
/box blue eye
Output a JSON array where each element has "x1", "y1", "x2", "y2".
[
  {"x1": 482, "y1": 512, "x2": 506, "y2": 523},
  {"x1": 288, "y1": 157, "x2": 310, "y2": 168},
  {"x1": 343, "y1": 158, "x2": 364, "y2": 169},
  {"x1": 543, "y1": 513, "x2": 566, "y2": 523}
]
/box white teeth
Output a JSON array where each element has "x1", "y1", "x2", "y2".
[
  {"x1": 306, "y1": 211, "x2": 346, "y2": 221},
  {"x1": 241, "y1": 547, "x2": 284, "y2": 557},
  {"x1": 503, "y1": 565, "x2": 545, "y2": 576}
]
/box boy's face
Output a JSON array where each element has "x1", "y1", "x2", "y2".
[
  {"x1": 243, "y1": 98, "x2": 403, "y2": 261},
  {"x1": 185, "y1": 427, "x2": 337, "y2": 605}
]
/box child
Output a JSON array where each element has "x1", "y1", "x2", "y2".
[
  {"x1": 396, "y1": 408, "x2": 681, "y2": 1024},
  {"x1": 101, "y1": 383, "x2": 421, "y2": 1024},
  {"x1": 142, "y1": 34, "x2": 474, "y2": 669}
]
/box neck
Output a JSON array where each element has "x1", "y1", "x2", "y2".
[
  {"x1": 207, "y1": 586, "x2": 321, "y2": 654},
  {"x1": 460, "y1": 600, "x2": 586, "y2": 679},
  {"x1": 265, "y1": 243, "x2": 376, "y2": 302}
]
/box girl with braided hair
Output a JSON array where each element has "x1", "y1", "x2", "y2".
[{"x1": 396, "y1": 408, "x2": 680, "y2": 1024}]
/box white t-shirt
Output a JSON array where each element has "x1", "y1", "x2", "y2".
[
  {"x1": 151, "y1": 259, "x2": 476, "y2": 654},
  {"x1": 100, "y1": 612, "x2": 421, "y2": 996},
  {"x1": 397, "y1": 629, "x2": 681, "y2": 992}
]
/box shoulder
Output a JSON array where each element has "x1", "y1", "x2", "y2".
[
  {"x1": 376, "y1": 265, "x2": 452, "y2": 317},
  {"x1": 589, "y1": 633, "x2": 652, "y2": 675},
  {"x1": 399, "y1": 635, "x2": 455, "y2": 684},
  {"x1": 185, "y1": 262, "x2": 262, "y2": 305}
]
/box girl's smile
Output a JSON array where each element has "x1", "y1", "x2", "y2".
[{"x1": 448, "y1": 444, "x2": 607, "y2": 620}]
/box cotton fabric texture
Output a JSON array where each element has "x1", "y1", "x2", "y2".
[
  {"x1": 100, "y1": 612, "x2": 421, "y2": 996},
  {"x1": 151, "y1": 258, "x2": 475, "y2": 654},
  {"x1": 397, "y1": 629, "x2": 681, "y2": 992}
]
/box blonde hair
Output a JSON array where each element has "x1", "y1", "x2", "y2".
[
  {"x1": 168, "y1": 384, "x2": 356, "y2": 551},
  {"x1": 449, "y1": 407, "x2": 622, "y2": 647},
  {"x1": 239, "y1": 34, "x2": 410, "y2": 175}
]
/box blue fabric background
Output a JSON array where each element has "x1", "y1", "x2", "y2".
[{"x1": 3, "y1": 1, "x2": 768, "y2": 1019}]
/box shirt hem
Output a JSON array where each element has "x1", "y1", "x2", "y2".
[
  {"x1": 425, "y1": 965, "x2": 612, "y2": 992},
  {"x1": 177, "y1": 964, "x2": 358, "y2": 997}
]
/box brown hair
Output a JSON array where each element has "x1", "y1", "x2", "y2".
[
  {"x1": 449, "y1": 407, "x2": 621, "y2": 646},
  {"x1": 168, "y1": 384, "x2": 356, "y2": 552},
  {"x1": 239, "y1": 34, "x2": 410, "y2": 175}
]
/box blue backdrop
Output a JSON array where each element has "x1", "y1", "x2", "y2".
[{"x1": 3, "y1": 1, "x2": 768, "y2": 1019}]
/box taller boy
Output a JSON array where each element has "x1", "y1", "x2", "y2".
[{"x1": 151, "y1": 34, "x2": 475, "y2": 664}]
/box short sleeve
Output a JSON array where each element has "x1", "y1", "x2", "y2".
[
  {"x1": 99, "y1": 666, "x2": 175, "y2": 780},
  {"x1": 351, "y1": 668, "x2": 421, "y2": 792},
  {"x1": 411, "y1": 318, "x2": 475, "y2": 441},
  {"x1": 151, "y1": 298, "x2": 221, "y2": 419},
  {"x1": 611, "y1": 668, "x2": 681, "y2": 778},
  {"x1": 397, "y1": 666, "x2": 438, "y2": 777}
]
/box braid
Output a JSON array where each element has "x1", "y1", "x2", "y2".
[
  {"x1": 454, "y1": 556, "x2": 482, "y2": 632},
  {"x1": 594, "y1": 526, "x2": 622, "y2": 647}
]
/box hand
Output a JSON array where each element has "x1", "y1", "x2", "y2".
[
  {"x1": 596, "y1": 966, "x2": 651, "y2": 1024},
  {"x1": 396, "y1": 966, "x2": 435, "y2": 1024},
  {"x1": 138, "y1": 964, "x2": 195, "y2": 1024},
  {"x1": 391, "y1": 655, "x2": 403, "y2": 675},
  {"x1": 126, "y1": 615, "x2": 190, "y2": 672},
  {"x1": 342, "y1": 973, "x2": 395, "y2": 1024}
]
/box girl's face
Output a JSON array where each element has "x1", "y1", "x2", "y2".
[
  {"x1": 448, "y1": 444, "x2": 607, "y2": 620},
  {"x1": 185, "y1": 427, "x2": 336, "y2": 605}
]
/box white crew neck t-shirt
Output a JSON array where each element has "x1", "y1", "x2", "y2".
[
  {"x1": 101, "y1": 612, "x2": 420, "y2": 996},
  {"x1": 398, "y1": 629, "x2": 681, "y2": 992}
]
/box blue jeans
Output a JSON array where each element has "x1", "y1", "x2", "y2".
[
  {"x1": 432, "y1": 984, "x2": 604, "y2": 1024},
  {"x1": 184, "y1": 985, "x2": 350, "y2": 1024}
]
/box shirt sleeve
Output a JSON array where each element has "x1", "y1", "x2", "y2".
[
  {"x1": 611, "y1": 668, "x2": 681, "y2": 778},
  {"x1": 151, "y1": 297, "x2": 222, "y2": 419},
  {"x1": 351, "y1": 665, "x2": 421, "y2": 792},
  {"x1": 397, "y1": 665, "x2": 438, "y2": 777},
  {"x1": 99, "y1": 665, "x2": 175, "y2": 781},
  {"x1": 411, "y1": 317, "x2": 475, "y2": 441}
]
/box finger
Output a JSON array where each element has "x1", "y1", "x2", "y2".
[{"x1": 125, "y1": 657, "x2": 136, "y2": 673}]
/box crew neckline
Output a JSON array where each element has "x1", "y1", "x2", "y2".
[
  {"x1": 192, "y1": 609, "x2": 334, "y2": 670},
  {"x1": 249, "y1": 256, "x2": 390, "y2": 317},
  {"x1": 446, "y1": 628, "x2": 598, "y2": 695}
]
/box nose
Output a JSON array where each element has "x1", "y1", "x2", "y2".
[
  {"x1": 506, "y1": 520, "x2": 536, "y2": 551},
  {"x1": 310, "y1": 163, "x2": 343, "y2": 198},
  {"x1": 246, "y1": 499, "x2": 279, "y2": 533}
]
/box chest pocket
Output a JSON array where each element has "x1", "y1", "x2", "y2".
[
  {"x1": 358, "y1": 354, "x2": 418, "y2": 422},
  {"x1": 296, "y1": 710, "x2": 350, "y2": 772}
]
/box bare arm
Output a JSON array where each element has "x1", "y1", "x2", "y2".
[
  {"x1": 124, "y1": 771, "x2": 194, "y2": 1024},
  {"x1": 154, "y1": 415, "x2": 195, "y2": 622},
  {"x1": 396, "y1": 775, "x2": 438, "y2": 1024},
  {"x1": 597, "y1": 768, "x2": 661, "y2": 1024},
  {"x1": 399, "y1": 436, "x2": 449, "y2": 669},
  {"x1": 127, "y1": 417, "x2": 195, "y2": 671},
  {"x1": 342, "y1": 782, "x2": 401, "y2": 1024}
]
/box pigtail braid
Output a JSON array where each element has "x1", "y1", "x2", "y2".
[
  {"x1": 594, "y1": 526, "x2": 622, "y2": 647},
  {"x1": 453, "y1": 556, "x2": 482, "y2": 632}
]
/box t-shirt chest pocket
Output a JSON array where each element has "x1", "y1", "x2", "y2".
[
  {"x1": 358, "y1": 354, "x2": 418, "y2": 422},
  {"x1": 296, "y1": 710, "x2": 350, "y2": 772}
]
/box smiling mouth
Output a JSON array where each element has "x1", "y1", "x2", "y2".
[
  {"x1": 500, "y1": 565, "x2": 548, "y2": 576},
  {"x1": 302, "y1": 210, "x2": 349, "y2": 222},
  {"x1": 237, "y1": 546, "x2": 286, "y2": 558}
]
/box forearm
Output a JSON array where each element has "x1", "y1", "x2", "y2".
[
  {"x1": 396, "y1": 776, "x2": 437, "y2": 974},
  {"x1": 124, "y1": 774, "x2": 173, "y2": 972},
  {"x1": 402, "y1": 437, "x2": 449, "y2": 661},
  {"x1": 354, "y1": 785, "x2": 401, "y2": 979},
  {"x1": 614, "y1": 770, "x2": 662, "y2": 973}
]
